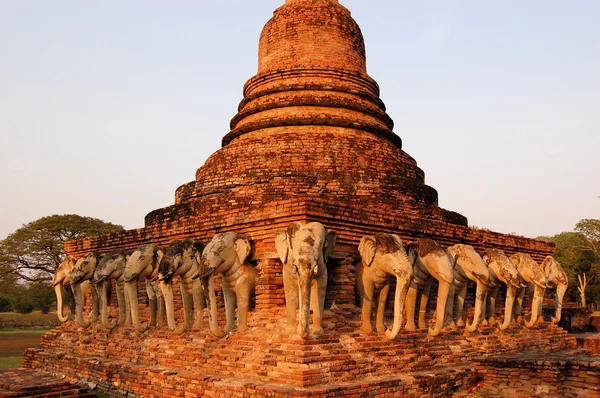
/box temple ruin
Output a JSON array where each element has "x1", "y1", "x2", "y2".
[{"x1": 18, "y1": 1, "x2": 600, "y2": 396}]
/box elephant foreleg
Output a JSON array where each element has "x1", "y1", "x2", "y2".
[
  {"x1": 116, "y1": 282, "x2": 126, "y2": 325},
  {"x1": 375, "y1": 282, "x2": 390, "y2": 333},
  {"x1": 486, "y1": 284, "x2": 499, "y2": 326},
  {"x1": 444, "y1": 283, "x2": 456, "y2": 327},
  {"x1": 311, "y1": 273, "x2": 327, "y2": 337},
  {"x1": 180, "y1": 279, "x2": 194, "y2": 331},
  {"x1": 147, "y1": 283, "x2": 158, "y2": 328},
  {"x1": 359, "y1": 280, "x2": 375, "y2": 334},
  {"x1": 514, "y1": 287, "x2": 526, "y2": 324},
  {"x1": 91, "y1": 283, "x2": 100, "y2": 323},
  {"x1": 454, "y1": 284, "x2": 467, "y2": 327},
  {"x1": 191, "y1": 278, "x2": 205, "y2": 330},
  {"x1": 155, "y1": 284, "x2": 166, "y2": 327},
  {"x1": 283, "y1": 269, "x2": 299, "y2": 334},
  {"x1": 223, "y1": 285, "x2": 237, "y2": 332},
  {"x1": 405, "y1": 281, "x2": 419, "y2": 331},
  {"x1": 418, "y1": 281, "x2": 431, "y2": 330}
]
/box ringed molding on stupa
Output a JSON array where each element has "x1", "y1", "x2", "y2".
[
  {"x1": 145, "y1": 0, "x2": 468, "y2": 230},
  {"x1": 65, "y1": 0, "x2": 554, "y2": 261}
]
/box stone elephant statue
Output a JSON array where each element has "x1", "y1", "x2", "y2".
[
  {"x1": 158, "y1": 239, "x2": 207, "y2": 334},
  {"x1": 70, "y1": 252, "x2": 103, "y2": 327},
  {"x1": 404, "y1": 238, "x2": 454, "y2": 337},
  {"x1": 446, "y1": 244, "x2": 490, "y2": 332},
  {"x1": 121, "y1": 243, "x2": 166, "y2": 333},
  {"x1": 52, "y1": 255, "x2": 85, "y2": 323},
  {"x1": 275, "y1": 222, "x2": 335, "y2": 339},
  {"x1": 356, "y1": 234, "x2": 414, "y2": 339},
  {"x1": 481, "y1": 249, "x2": 524, "y2": 331},
  {"x1": 92, "y1": 250, "x2": 131, "y2": 330},
  {"x1": 510, "y1": 253, "x2": 548, "y2": 328},
  {"x1": 540, "y1": 256, "x2": 568, "y2": 323},
  {"x1": 201, "y1": 232, "x2": 257, "y2": 337}
]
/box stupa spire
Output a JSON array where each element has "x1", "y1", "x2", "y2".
[{"x1": 223, "y1": 0, "x2": 398, "y2": 148}]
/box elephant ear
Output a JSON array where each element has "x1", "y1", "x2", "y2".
[
  {"x1": 358, "y1": 236, "x2": 377, "y2": 267},
  {"x1": 234, "y1": 236, "x2": 252, "y2": 264},
  {"x1": 323, "y1": 230, "x2": 336, "y2": 262},
  {"x1": 540, "y1": 256, "x2": 551, "y2": 277},
  {"x1": 274, "y1": 231, "x2": 289, "y2": 265}
]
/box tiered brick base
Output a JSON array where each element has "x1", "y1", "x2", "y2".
[
  {"x1": 0, "y1": 368, "x2": 94, "y2": 397},
  {"x1": 474, "y1": 351, "x2": 600, "y2": 397},
  {"x1": 24, "y1": 305, "x2": 581, "y2": 397}
]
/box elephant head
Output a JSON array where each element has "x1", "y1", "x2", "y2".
[
  {"x1": 121, "y1": 243, "x2": 164, "y2": 333},
  {"x1": 540, "y1": 256, "x2": 568, "y2": 323},
  {"x1": 357, "y1": 234, "x2": 414, "y2": 339},
  {"x1": 201, "y1": 232, "x2": 253, "y2": 338},
  {"x1": 447, "y1": 244, "x2": 490, "y2": 332},
  {"x1": 405, "y1": 238, "x2": 454, "y2": 337},
  {"x1": 52, "y1": 256, "x2": 77, "y2": 323},
  {"x1": 510, "y1": 253, "x2": 548, "y2": 328},
  {"x1": 482, "y1": 249, "x2": 523, "y2": 330},
  {"x1": 93, "y1": 250, "x2": 129, "y2": 330},
  {"x1": 70, "y1": 252, "x2": 102, "y2": 327},
  {"x1": 158, "y1": 239, "x2": 206, "y2": 334},
  {"x1": 275, "y1": 222, "x2": 335, "y2": 339}
]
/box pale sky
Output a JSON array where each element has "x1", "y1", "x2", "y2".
[{"x1": 1, "y1": 0, "x2": 598, "y2": 240}]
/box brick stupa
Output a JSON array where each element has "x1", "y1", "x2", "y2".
[
  {"x1": 23, "y1": 1, "x2": 593, "y2": 397},
  {"x1": 66, "y1": 0, "x2": 551, "y2": 261}
]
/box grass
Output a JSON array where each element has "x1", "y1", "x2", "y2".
[
  {"x1": 0, "y1": 329, "x2": 48, "y2": 370},
  {"x1": 0, "y1": 312, "x2": 60, "y2": 330}
]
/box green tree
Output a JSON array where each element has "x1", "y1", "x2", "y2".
[{"x1": 0, "y1": 214, "x2": 124, "y2": 283}]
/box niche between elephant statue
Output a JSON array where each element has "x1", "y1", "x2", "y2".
[
  {"x1": 446, "y1": 244, "x2": 490, "y2": 333},
  {"x1": 92, "y1": 250, "x2": 131, "y2": 330},
  {"x1": 275, "y1": 222, "x2": 335, "y2": 339},
  {"x1": 356, "y1": 234, "x2": 414, "y2": 339},
  {"x1": 201, "y1": 232, "x2": 257, "y2": 338},
  {"x1": 404, "y1": 238, "x2": 454, "y2": 337},
  {"x1": 158, "y1": 239, "x2": 207, "y2": 335},
  {"x1": 120, "y1": 244, "x2": 166, "y2": 333},
  {"x1": 70, "y1": 252, "x2": 104, "y2": 328}
]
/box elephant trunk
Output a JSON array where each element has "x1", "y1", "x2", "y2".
[
  {"x1": 525, "y1": 285, "x2": 545, "y2": 328},
  {"x1": 299, "y1": 274, "x2": 312, "y2": 340},
  {"x1": 159, "y1": 281, "x2": 177, "y2": 332},
  {"x1": 101, "y1": 281, "x2": 117, "y2": 330},
  {"x1": 125, "y1": 280, "x2": 148, "y2": 333},
  {"x1": 385, "y1": 274, "x2": 409, "y2": 339},
  {"x1": 499, "y1": 285, "x2": 517, "y2": 331},
  {"x1": 429, "y1": 280, "x2": 451, "y2": 337},
  {"x1": 466, "y1": 281, "x2": 487, "y2": 333},
  {"x1": 73, "y1": 283, "x2": 90, "y2": 328},
  {"x1": 552, "y1": 283, "x2": 568, "y2": 323},
  {"x1": 207, "y1": 274, "x2": 225, "y2": 338},
  {"x1": 54, "y1": 284, "x2": 69, "y2": 323}
]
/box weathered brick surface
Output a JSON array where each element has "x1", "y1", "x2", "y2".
[
  {"x1": 26, "y1": 312, "x2": 576, "y2": 397},
  {"x1": 474, "y1": 351, "x2": 600, "y2": 397}
]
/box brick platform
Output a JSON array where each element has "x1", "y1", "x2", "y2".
[
  {"x1": 24, "y1": 306, "x2": 578, "y2": 397},
  {"x1": 0, "y1": 368, "x2": 94, "y2": 397},
  {"x1": 474, "y1": 350, "x2": 600, "y2": 397}
]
